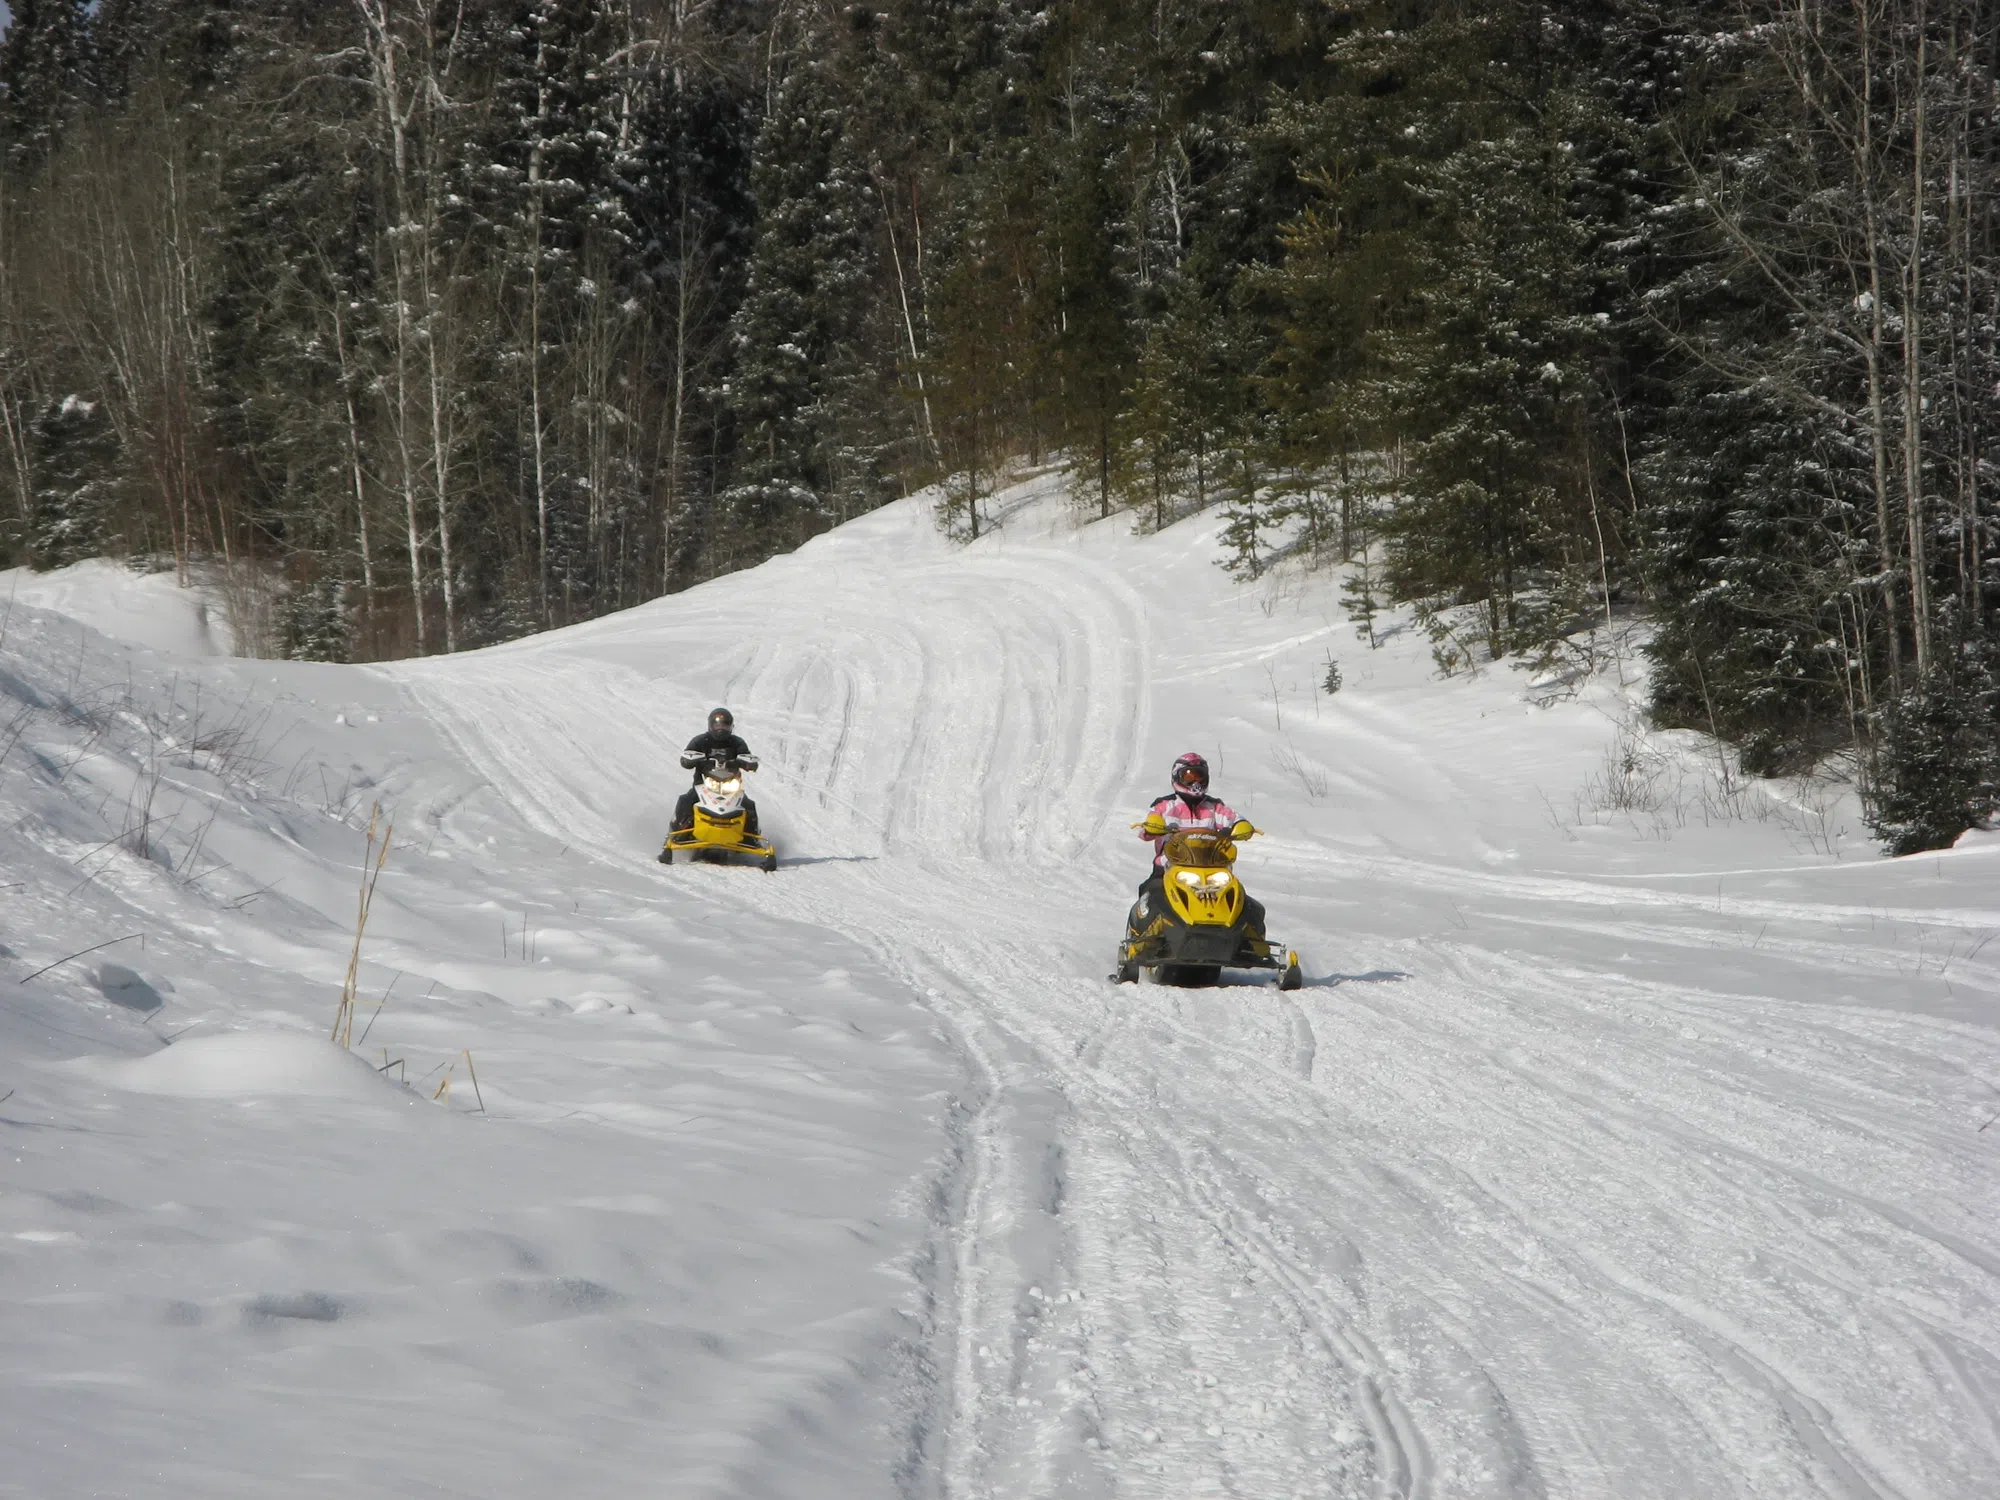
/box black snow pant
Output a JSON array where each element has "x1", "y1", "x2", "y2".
[{"x1": 674, "y1": 789, "x2": 759, "y2": 835}]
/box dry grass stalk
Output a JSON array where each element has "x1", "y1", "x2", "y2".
[
  {"x1": 462, "y1": 1049, "x2": 485, "y2": 1113},
  {"x1": 331, "y1": 804, "x2": 393, "y2": 1048}
]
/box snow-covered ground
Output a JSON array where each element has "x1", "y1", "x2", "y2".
[
  {"x1": 2, "y1": 558, "x2": 239, "y2": 659},
  {"x1": 4, "y1": 479, "x2": 1997, "y2": 1500}
]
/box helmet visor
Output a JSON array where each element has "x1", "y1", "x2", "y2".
[{"x1": 1173, "y1": 762, "x2": 1206, "y2": 791}]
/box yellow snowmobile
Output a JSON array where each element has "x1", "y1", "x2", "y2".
[
  {"x1": 1113, "y1": 818, "x2": 1302, "y2": 989},
  {"x1": 660, "y1": 761, "x2": 777, "y2": 872}
]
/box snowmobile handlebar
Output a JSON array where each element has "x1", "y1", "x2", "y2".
[
  {"x1": 1131, "y1": 815, "x2": 1258, "y2": 840},
  {"x1": 691, "y1": 755, "x2": 755, "y2": 778}
]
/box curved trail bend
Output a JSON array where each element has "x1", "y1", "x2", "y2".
[{"x1": 400, "y1": 485, "x2": 2000, "y2": 1500}]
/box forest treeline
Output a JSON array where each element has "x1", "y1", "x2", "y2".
[{"x1": 0, "y1": 0, "x2": 1993, "y2": 850}]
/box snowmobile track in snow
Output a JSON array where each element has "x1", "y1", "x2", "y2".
[{"x1": 394, "y1": 491, "x2": 2000, "y2": 1500}]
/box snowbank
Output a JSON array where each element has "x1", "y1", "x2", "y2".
[
  {"x1": 1, "y1": 559, "x2": 234, "y2": 656},
  {"x1": 75, "y1": 1030, "x2": 396, "y2": 1100}
]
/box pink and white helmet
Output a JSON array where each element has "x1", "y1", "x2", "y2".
[{"x1": 1171, "y1": 752, "x2": 1209, "y2": 795}]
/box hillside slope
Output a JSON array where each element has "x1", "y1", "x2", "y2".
[{"x1": 5, "y1": 478, "x2": 1998, "y2": 1499}]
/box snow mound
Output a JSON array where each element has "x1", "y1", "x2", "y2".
[
  {"x1": 1, "y1": 559, "x2": 234, "y2": 656},
  {"x1": 87, "y1": 1032, "x2": 393, "y2": 1100}
]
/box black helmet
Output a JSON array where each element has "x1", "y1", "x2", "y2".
[{"x1": 708, "y1": 707, "x2": 734, "y2": 734}]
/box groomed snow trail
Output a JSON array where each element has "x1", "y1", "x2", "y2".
[{"x1": 398, "y1": 479, "x2": 2000, "y2": 1500}]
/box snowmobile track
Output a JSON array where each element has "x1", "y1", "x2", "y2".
[{"x1": 393, "y1": 492, "x2": 2000, "y2": 1500}]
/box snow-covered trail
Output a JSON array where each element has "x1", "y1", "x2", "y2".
[
  {"x1": 0, "y1": 574, "x2": 962, "y2": 1497},
  {"x1": 391, "y1": 479, "x2": 2000, "y2": 1500}
]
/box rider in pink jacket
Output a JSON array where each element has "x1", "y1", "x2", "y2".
[
  {"x1": 1139, "y1": 752, "x2": 1236, "y2": 874},
  {"x1": 1132, "y1": 750, "x2": 1267, "y2": 941}
]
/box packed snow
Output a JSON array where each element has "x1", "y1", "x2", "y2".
[
  {"x1": 3, "y1": 477, "x2": 1996, "y2": 1499},
  {"x1": 2, "y1": 558, "x2": 238, "y2": 658}
]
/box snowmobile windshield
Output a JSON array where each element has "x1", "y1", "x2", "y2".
[{"x1": 1162, "y1": 829, "x2": 1233, "y2": 868}]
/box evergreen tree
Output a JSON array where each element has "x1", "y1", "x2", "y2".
[
  {"x1": 281, "y1": 575, "x2": 352, "y2": 662},
  {"x1": 0, "y1": 0, "x2": 92, "y2": 173},
  {"x1": 620, "y1": 27, "x2": 758, "y2": 589},
  {"x1": 1115, "y1": 268, "x2": 1227, "y2": 531},
  {"x1": 29, "y1": 393, "x2": 119, "y2": 567},
  {"x1": 90, "y1": 0, "x2": 245, "y2": 108},
  {"x1": 0, "y1": 0, "x2": 1983, "y2": 857},
  {"x1": 1264, "y1": 4, "x2": 1651, "y2": 665},
  {"x1": 1044, "y1": 135, "x2": 1134, "y2": 520},
  {"x1": 720, "y1": 28, "x2": 880, "y2": 558},
  {"x1": 200, "y1": 2, "x2": 382, "y2": 652},
  {"x1": 1867, "y1": 655, "x2": 1999, "y2": 854},
  {"x1": 1373, "y1": 116, "x2": 1618, "y2": 667},
  {"x1": 1639, "y1": 0, "x2": 1998, "y2": 786},
  {"x1": 924, "y1": 190, "x2": 1026, "y2": 542},
  {"x1": 477, "y1": 0, "x2": 654, "y2": 628}
]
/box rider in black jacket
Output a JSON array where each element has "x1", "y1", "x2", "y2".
[{"x1": 671, "y1": 707, "x2": 760, "y2": 835}]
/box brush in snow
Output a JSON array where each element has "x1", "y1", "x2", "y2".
[
  {"x1": 659, "y1": 759, "x2": 778, "y2": 872},
  {"x1": 1113, "y1": 821, "x2": 1301, "y2": 989}
]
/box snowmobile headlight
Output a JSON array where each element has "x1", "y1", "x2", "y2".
[
  {"x1": 719, "y1": 777, "x2": 742, "y2": 794},
  {"x1": 1174, "y1": 870, "x2": 1232, "y2": 891}
]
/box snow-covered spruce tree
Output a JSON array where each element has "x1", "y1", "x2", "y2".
[
  {"x1": 204, "y1": 6, "x2": 380, "y2": 648},
  {"x1": 1254, "y1": 197, "x2": 1374, "y2": 566},
  {"x1": 280, "y1": 575, "x2": 352, "y2": 664},
  {"x1": 39, "y1": 2, "x2": 248, "y2": 576},
  {"x1": 618, "y1": 24, "x2": 758, "y2": 593},
  {"x1": 924, "y1": 180, "x2": 1035, "y2": 543},
  {"x1": 1214, "y1": 450, "x2": 1271, "y2": 578},
  {"x1": 90, "y1": 0, "x2": 245, "y2": 108},
  {"x1": 1069, "y1": 0, "x2": 1333, "y2": 548},
  {"x1": 1207, "y1": 265, "x2": 1286, "y2": 579},
  {"x1": 910, "y1": 0, "x2": 1055, "y2": 532},
  {"x1": 1640, "y1": 0, "x2": 1998, "y2": 801},
  {"x1": 483, "y1": 0, "x2": 585, "y2": 630},
  {"x1": 1043, "y1": 132, "x2": 1135, "y2": 522},
  {"x1": 28, "y1": 393, "x2": 120, "y2": 568},
  {"x1": 475, "y1": 0, "x2": 655, "y2": 632},
  {"x1": 1635, "y1": 285, "x2": 1876, "y2": 774},
  {"x1": 0, "y1": 0, "x2": 93, "y2": 175},
  {"x1": 1867, "y1": 650, "x2": 1999, "y2": 854},
  {"x1": 1636, "y1": 4, "x2": 1900, "y2": 772},
  {"x1": 719, "y1": 30, "x2": 881, "y2": 565},
  {"x1": 1, "y1": 1, "x2": 111, "y2": 568},
  {"x1": 1115, "y1": 267, "x2": 1227, "y2": 532},
  {"x1": 1366, "y1": 117, "x2": 1617, "y2": 669},
  {"x1": 1262, "y1": 3, "x2": 1669, "y2": 667},
  {"x1": 1012, "y1": 7, "x2": 1134, "y2": 520}
]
